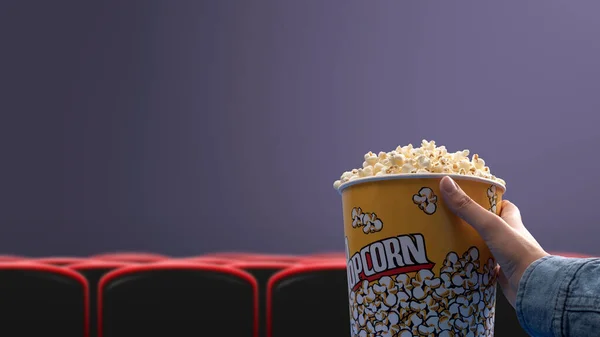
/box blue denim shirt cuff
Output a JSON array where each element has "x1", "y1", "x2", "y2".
[{"x1": 515, "y1": 255, "x2": 587, "y2": 337}]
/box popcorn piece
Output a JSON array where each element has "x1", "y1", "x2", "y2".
[
  {"x1": 416, "y1": 155, "x2": 431, "y2": 169},
  {"x1": 333, "y1": 180, "x2": 342, "y2": 189},
  {"x1": 472, "y1": 154, "x2": 485, "y2": 170},
  {"x1": 334, "y1": 140, "x2": 505, "y2": 190},
  {"x1": 365, "y1": 152, "x2": 378, "y2": 165},
  {"x1": 373, "y1": 162, "x2": 386, "y2": 174},
  {"x1": 400, "y1": 163, "x2": 416, "y2": 173},
  {"x1": 389, "y1": 152, "x2": 405, "y2": 166}
]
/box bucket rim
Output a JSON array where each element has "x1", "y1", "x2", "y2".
[{"x1": 336, "y1": 173, "x2": 506, "y2": 195}]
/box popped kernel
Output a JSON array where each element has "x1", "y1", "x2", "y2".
[{"x1": 334, "y1": 140, "x2": 504, "y2": 190}]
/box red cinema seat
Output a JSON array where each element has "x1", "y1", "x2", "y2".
[
  {"x1": 33, "y1": 256, "x2": 90, "y2": 266},
  {"x1": 70, "y1": 261, "x2": 136, "y2": 337},
  {"x1": 98, "y1": 262, "x2": 258, "y2": 337},
  {"x1": 267, "y1": 261, "x2": 349, "y2": 337},
  {"x1": 229, "y1": 261, "x2": 294, "y2": 337},
  {"x1": 91, "y1": 252, "x2": 168, "y2": 263},
  {"x1": 0, "y1": 262, "x2": 89, "y2": 336}
]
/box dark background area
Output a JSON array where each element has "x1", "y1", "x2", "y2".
[{"x1": 1, "y1": 1, "x2": 599, "y2": 256}]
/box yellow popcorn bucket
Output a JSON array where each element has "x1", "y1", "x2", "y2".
[{"x1": 338, "y1": 174, "x2": 505, "y2": 337}]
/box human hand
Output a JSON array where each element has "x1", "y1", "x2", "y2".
[{"x1": 439, "y1": 176, "x2": 548, "y2": 308}]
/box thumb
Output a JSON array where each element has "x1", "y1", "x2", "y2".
[{"x1": 439, "y1": 176, "x2": 510, "y2": 242}]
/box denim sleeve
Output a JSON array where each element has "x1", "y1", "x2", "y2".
[{"x1": 516, "y1": 255, "x2": 600, "y2": 337}]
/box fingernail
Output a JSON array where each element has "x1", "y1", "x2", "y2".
[{"x1": 441, "y1": 176, "x2": 458, "y2": 193}]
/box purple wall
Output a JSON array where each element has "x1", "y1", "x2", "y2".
[{"x1": 1, "y1": 1, "x2": 599, "y2": 256}]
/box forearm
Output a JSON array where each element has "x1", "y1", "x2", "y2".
[{"x1": 516, "y1": 255, "x2": 600, "y2": 337}]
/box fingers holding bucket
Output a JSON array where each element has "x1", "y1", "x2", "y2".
[
  {"x1": 499, "y1": 199, "x2": 522, "y2": 225},
  {"x1": 440, "y1": 176, "x2": 548, "y2": 308},
  {"x1": 439, "y1": 176, "x2": 510, "y2": 243}
]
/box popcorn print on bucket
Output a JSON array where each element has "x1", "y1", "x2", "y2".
[
  {"x1": 349, "y1": 247, "x2": 498, "y2": 337},
  {"x1": 412, "y1": 187, "x2": 438, "y2": 215},
  {"x1": 486, "y1": 185, "x2": 498, "y2": 213},
  {"x1": 352, "y1": 207, "x2": 384, "y2": 234}
]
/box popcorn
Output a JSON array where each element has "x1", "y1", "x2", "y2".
[
  {"x1": 365, "y1": 152, "x2": 379, "y2": 165},
  {"x1": 349, "y1": 247, "x2": 497, "y2": 337},
  {"x1": 334, "y1": 140, "x2": 505, "y2": 190}
]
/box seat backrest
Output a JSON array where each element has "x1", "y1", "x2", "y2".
[
  {"x1": 98, "y1": 262, "x2": 258, "y2": 337},
  {"x1": 90, "y1": 252, "x2": 168, "y2": 263},
  {"x1": 267, "y1": 261, "x2": 349, "y2": 337},
  {"x1": 0, "y1": 262, "x2": 89, "y2": 336},
  {"x1": 70, "y1": 261, "x2": 135, "y2": 337},
  {"x1": 33, "y1": 256, "x2": 90, "y2": 266},
  {"x1": 229, "y1": 262, "x2": 294, "y2": 337}
]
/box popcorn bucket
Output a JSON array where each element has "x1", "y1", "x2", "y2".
[{"x1": 338, "y1": 174, "x2": 505, "y2": 337}]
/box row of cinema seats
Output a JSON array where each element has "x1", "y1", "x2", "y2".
[
  {"x1": 0, "y1": 252, "x2": 347, "y2": 337},
  {"x1": 0, "y1": 251, "x2": 592, "y2": 337}
]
